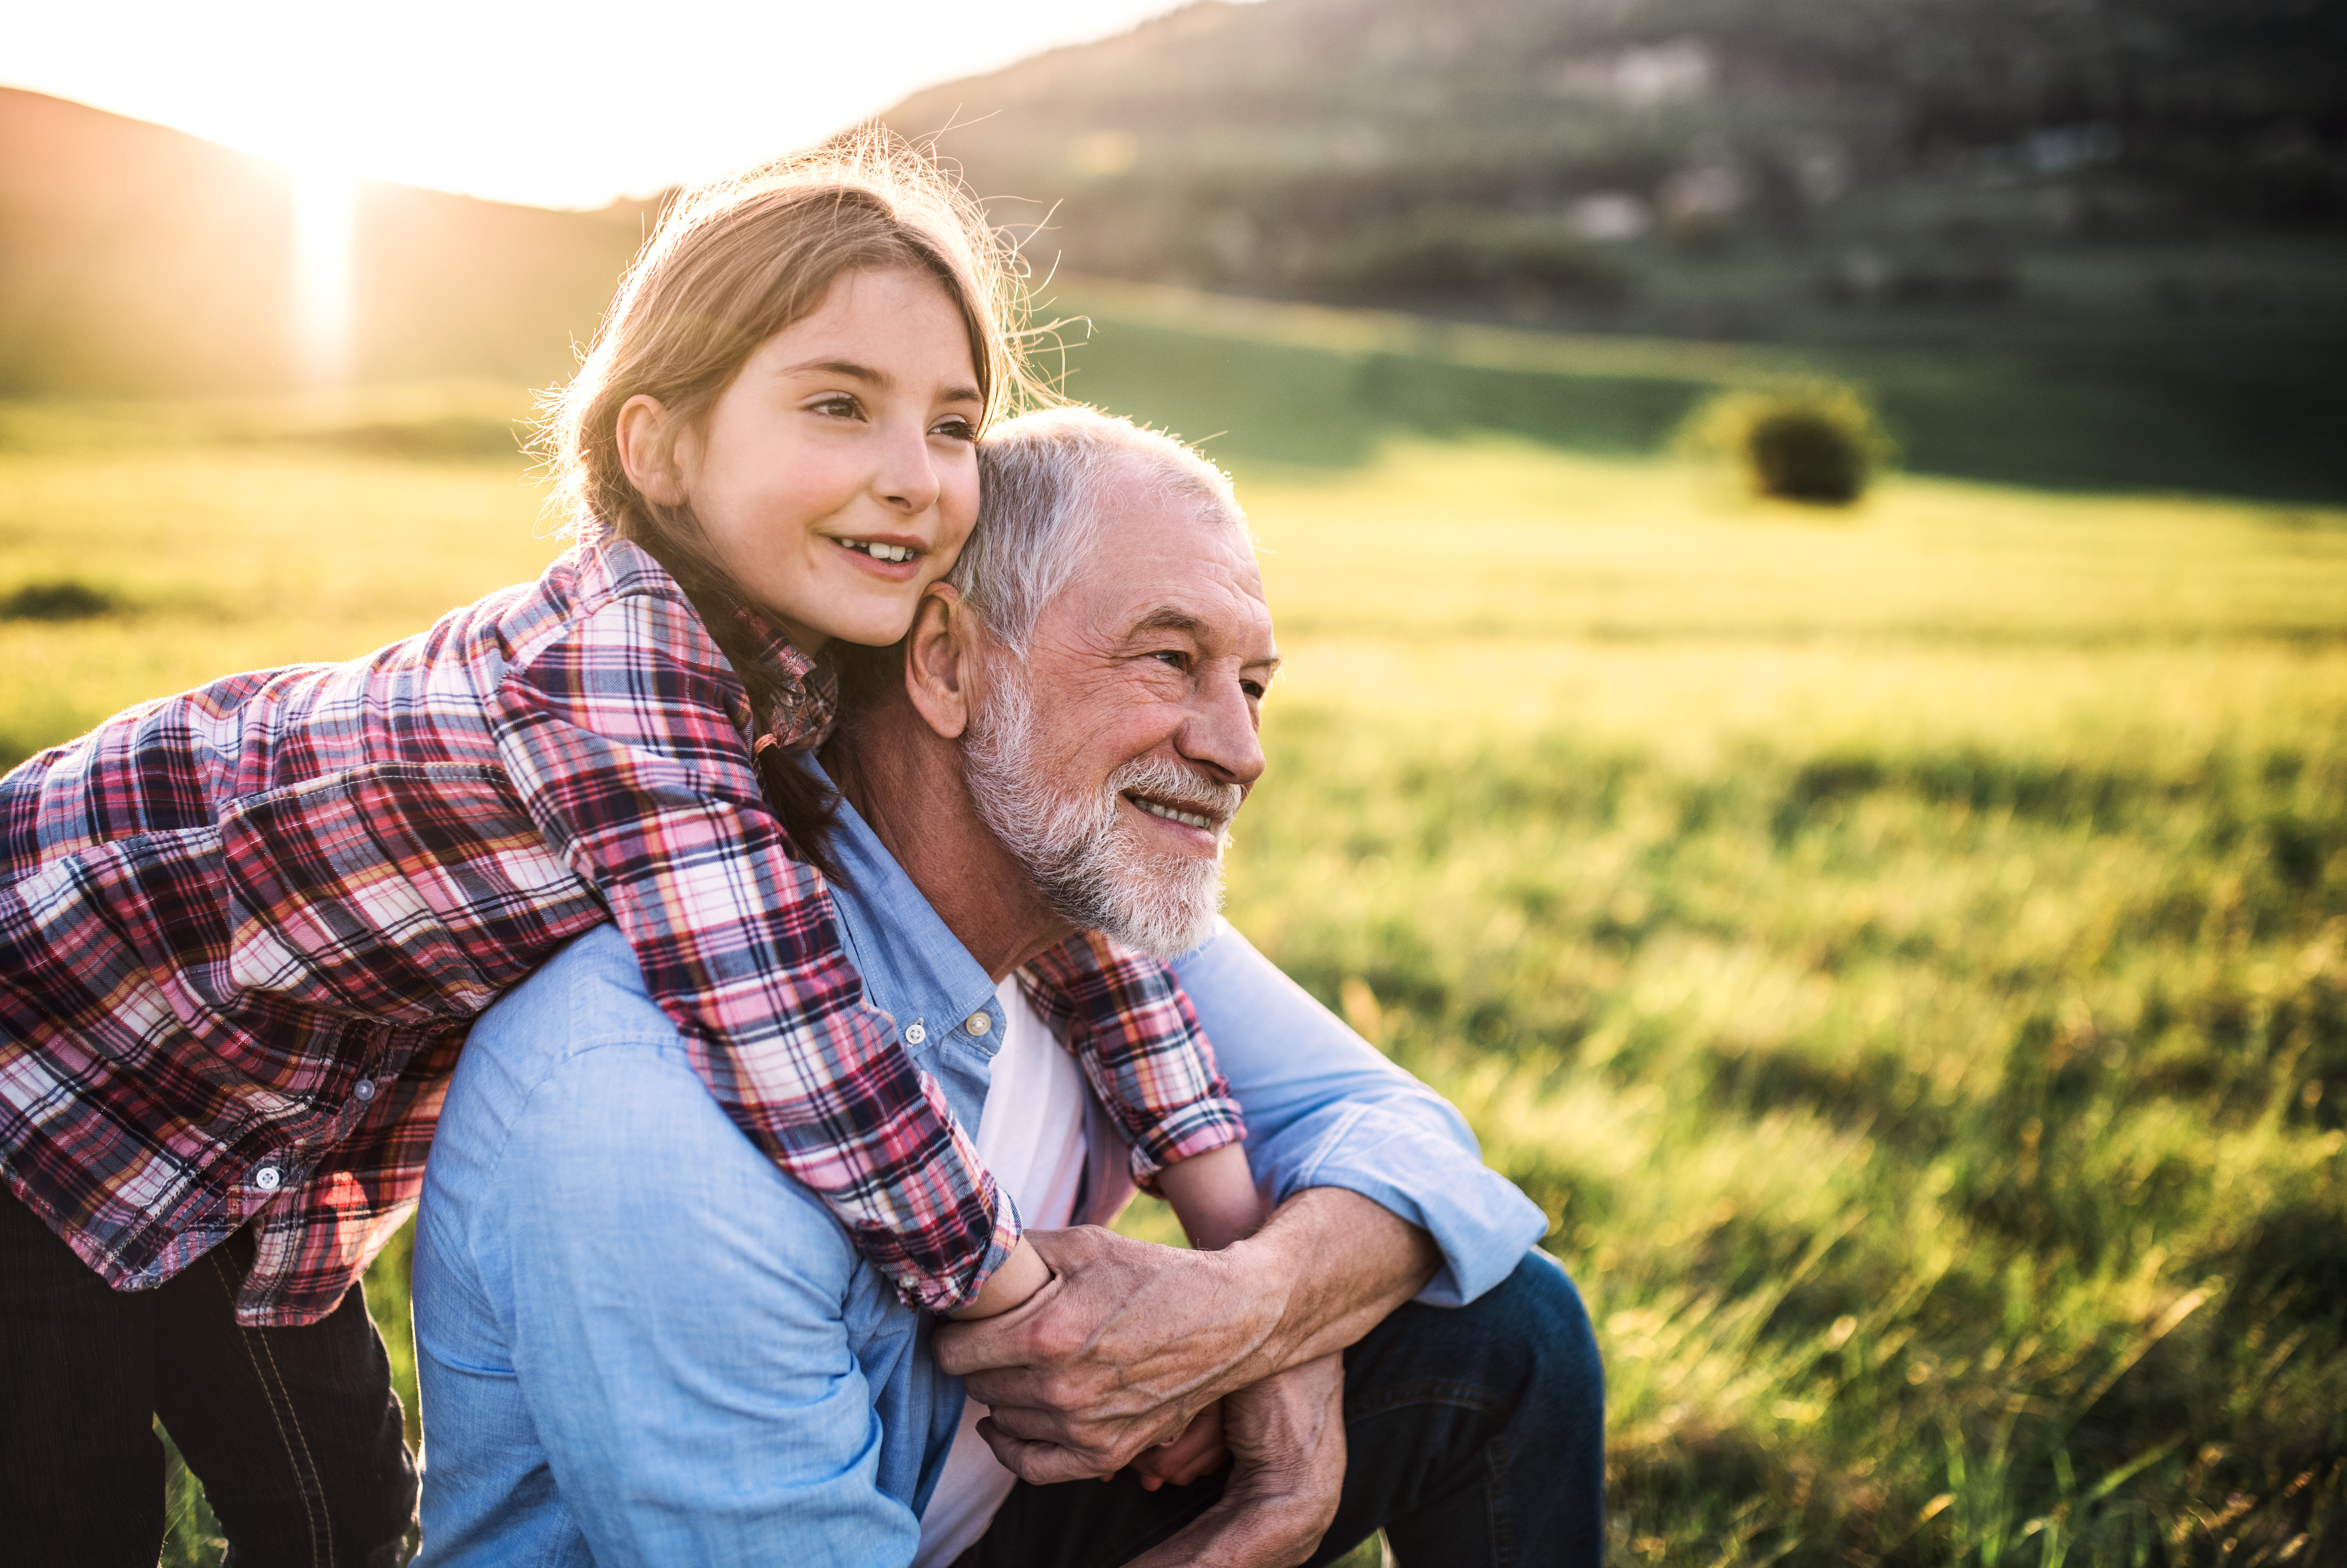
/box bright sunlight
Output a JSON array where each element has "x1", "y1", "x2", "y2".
[{"x1": 290, "y1": 164, "x2": 352, "y2": 385}]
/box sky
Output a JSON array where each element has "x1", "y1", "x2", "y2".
[{"x1": 3, "y1": 0, "x2": 1238, "y2": 210}]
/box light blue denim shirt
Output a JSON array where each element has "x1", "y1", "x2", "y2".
[{"x1": 412, "y1": 780, "x2": 1548, "y2": 1567}]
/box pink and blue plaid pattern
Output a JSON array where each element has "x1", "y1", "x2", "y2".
[
  {"x1": 1022, "y1": 930, "x2": 1242, "y2": 1187},
  {"x1": 0, "y1": 538, "x2": 1240, "y2": 1325}
]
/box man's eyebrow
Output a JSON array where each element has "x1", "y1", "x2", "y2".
[
  {"x1": 1129, "y1": 606, "x2": 1212, "y2": 639},
  {"x1": 780, "y1": 359, "x2": 984, "y2": 405},
  {"x1": 1128, "y1": 606, "x2": 1283, "y2": 672}
]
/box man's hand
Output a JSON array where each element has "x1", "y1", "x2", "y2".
[
  {"x1": 953, "y1": 1225, "x2": 1281, "y2": 1482},
  {"x1": 936, "y1": 1190, "x2": 1437, "y2": 1485},
  {"x1": 1125, "y1": 1355, "x2": 1348, "y2": 1568}
]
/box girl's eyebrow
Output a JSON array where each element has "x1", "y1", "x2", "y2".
[
  {"x1": 782, "y1": 358, "x2": 983, "y2": 405},
  {"x1": 783, "y1": 357, "x2": 887, "y2": 384}
]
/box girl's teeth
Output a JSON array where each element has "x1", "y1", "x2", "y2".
[{"x1": 845, "y1": 541, "x2": 914, "y2": 563}]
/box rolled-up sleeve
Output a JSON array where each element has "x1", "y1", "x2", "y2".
[{"x1": 1172, "y1": 922, "x2": 1549, "y2": 1307}]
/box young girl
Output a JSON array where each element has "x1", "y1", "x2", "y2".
[{"x1": 0, "y1": 133, "x2": 1261, "y2": 1563}]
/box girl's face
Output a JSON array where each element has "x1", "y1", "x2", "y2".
[{"x1": 620, "y1": 266, "x2": 984, "y2": 655}]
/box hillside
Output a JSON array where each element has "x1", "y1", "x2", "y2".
[
  {"x1": 4, "y1": 4, "x2": 2341, "y2": 499},
  {"x1": 0, "y1": 88, "x2": 643, "y2": 397},
  {"x1": 882, "y1": 0, "x2": 2347, "y2": 331}
]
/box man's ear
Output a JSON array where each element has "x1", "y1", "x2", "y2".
[
  {"x1": 905, "y1": 583, "x2": 975, "y2": 740},
  {"x1": 615, "y1": 394, "x2": 690, "y2": 507}
]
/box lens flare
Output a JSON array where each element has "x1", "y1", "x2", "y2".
[{"x1": 291, "y1": 163, "x2": 352, "y2": 385}]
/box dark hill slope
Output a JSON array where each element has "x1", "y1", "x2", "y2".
[
  {"x1": 0, "y1": 89, "x2": 643, "y2": 396},
  {"x1": 881, "y1": 0, "x2": 2347, "y2": 324}
]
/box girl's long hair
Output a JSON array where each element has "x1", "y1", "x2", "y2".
[{"x1": 537, "y1": 128, "x2": 1032, "y2": 879}]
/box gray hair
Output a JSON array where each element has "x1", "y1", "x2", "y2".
[{"x1": 949, "y1": 406, "x2": 1250, "y2": 657}]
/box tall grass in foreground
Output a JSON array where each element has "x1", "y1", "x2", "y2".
[
  {"x1": 1213, "y1": 444, "x2": 2347, "y2": 1565},
  {"x1": 2, "y1": 406, "x2": 2339, "y2": 1565}
]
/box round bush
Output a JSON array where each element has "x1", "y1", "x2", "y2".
[
  {"x1": 1679, "y1": 382, "x2": 1892, "y2": 506},
  {"x1": 0, "y1": 580, "x2": 115, "y2": 621}
]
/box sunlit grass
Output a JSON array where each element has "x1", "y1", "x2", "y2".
[
  {"x1": 0, "y1": 440, "x2": 555, "y2": 766},
  {"x1": 5, "y1": 405, "x2": 2340, "y2": 1565},
  {"x1": 1223, "y1": 441, "x2": 2347, "y2": 1564}
]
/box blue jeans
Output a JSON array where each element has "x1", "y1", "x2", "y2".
[{"x1": 959, "y1": 1250, "x2": 1605, "y2": 1567}]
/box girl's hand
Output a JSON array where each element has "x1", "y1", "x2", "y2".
[{"x1": 1131, "y1": 1400, "x2": 1228, "y2": 1491}]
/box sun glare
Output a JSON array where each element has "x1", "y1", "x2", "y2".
[
  {"x1": 291, "y1": 164, "x2": 353, "y2": 385},
  {"x1": 9, "y1": 3, "x2": 1235, "y2": 211}
]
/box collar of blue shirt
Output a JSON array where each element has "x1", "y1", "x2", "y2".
[{"x1": 809, "y1": 756, "x2": 1007, "y2": 1128}]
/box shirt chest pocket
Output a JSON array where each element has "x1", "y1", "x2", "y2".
[{"x1": 220, "y1": 763, "x2": 598, "y2": 1021}]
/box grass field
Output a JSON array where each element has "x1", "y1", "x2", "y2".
[{"x1": 2, "y1": 395, "x2": 2341, "y2": 1565}]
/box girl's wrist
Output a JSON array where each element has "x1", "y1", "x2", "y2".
[{"x1": 949, "y1": 1236, "x2": 1052, "y2": 1320}]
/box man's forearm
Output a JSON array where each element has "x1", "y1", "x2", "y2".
[{"x1": 1227, "y1": 1187, "x2": 1442, "y2": 1387}]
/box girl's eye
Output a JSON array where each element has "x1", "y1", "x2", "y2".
[
  {"x1": 932, "y1": 416, "x2": 978, "y2": 443},
  {"x1": 809, "y1": 394, "x2": 863, "y2": 420}
]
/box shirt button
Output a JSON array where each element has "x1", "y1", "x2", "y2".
[
  {"x1": 352, "y1": 1080, "x2": 376, "y2": 1103},
  {"x1": 903, "y1": 1023, "x2": 927, "y2": 1046},
  {"x1": 252, "y1": 1166, "x2": 283, "y2": 1193},
  {"x1": 966, "y1": 1013, "x2": 992, "y2": 1037}
]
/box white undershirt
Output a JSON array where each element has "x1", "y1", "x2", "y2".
[{"x1": 911, "y1": 978, "x2": 1092, "y2": 1568}]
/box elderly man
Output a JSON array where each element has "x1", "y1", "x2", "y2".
[{"x1": 411, "y1": 409, "x2": 1605, "y2": 1567}]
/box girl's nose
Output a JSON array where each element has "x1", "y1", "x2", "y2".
[{"x1": 874, "y1": 421, "x2": 943, "y2": 515}]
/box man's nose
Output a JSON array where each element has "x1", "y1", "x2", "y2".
[{"x1": 1177, "y1": 676, "x2": 1266, "y2": 788}]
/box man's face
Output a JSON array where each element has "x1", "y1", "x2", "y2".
[{"x1": 962, "y1": 482, "x2": 1280, "y2": 956}]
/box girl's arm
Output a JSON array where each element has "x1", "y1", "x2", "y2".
[
  {"x1": 493, "y1": 567, "x2": 1016, "y2": 1315},
  {"x1": 1018, "y1": 931, "x2": 1248, "y2": 1187},
  {"x1": 1153, "y1": 1144, "x2": 1266, "y2": 1252},
  {"x1": 950, "y1": 1238, "x2": 1053, "y2": 1319},
  {"x1": 953, "y1": 1147, "x2": 1266, "y2": 1322},
  {"x1": 960, "y1": 935, "x2": 1257, "y2": 1320}
]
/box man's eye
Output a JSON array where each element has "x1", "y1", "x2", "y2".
[
  {"x1": 1151, "y1": 650, "x2": 1188, "y2": 669},
  {"x1": 1240, "y1": 680, "x2": 1266, "y2": 700}
]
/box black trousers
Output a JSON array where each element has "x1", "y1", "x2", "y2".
[
  {"x1": 959, "y1": 1251, "x2": 1608, "y2": 1567},
  {"x1": 0, "y1": 1187, "x2": 418, "y2": 1567}
]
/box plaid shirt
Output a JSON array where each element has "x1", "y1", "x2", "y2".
[
  {"x1": 0, "y1": 538, "x2": 1241, "y2": 1326},
  {"x1": 1020, "y1": 931, "x2": 1241, "y2": 1184}
]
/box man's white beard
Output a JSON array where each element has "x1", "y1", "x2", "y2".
[{"x1": 963, "y1": 668, "x2": 1240, "y2": 958}]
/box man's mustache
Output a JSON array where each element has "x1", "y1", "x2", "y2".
[{"x1": 1109, "y1": 756, "x2": 1244, "y2": 833}]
